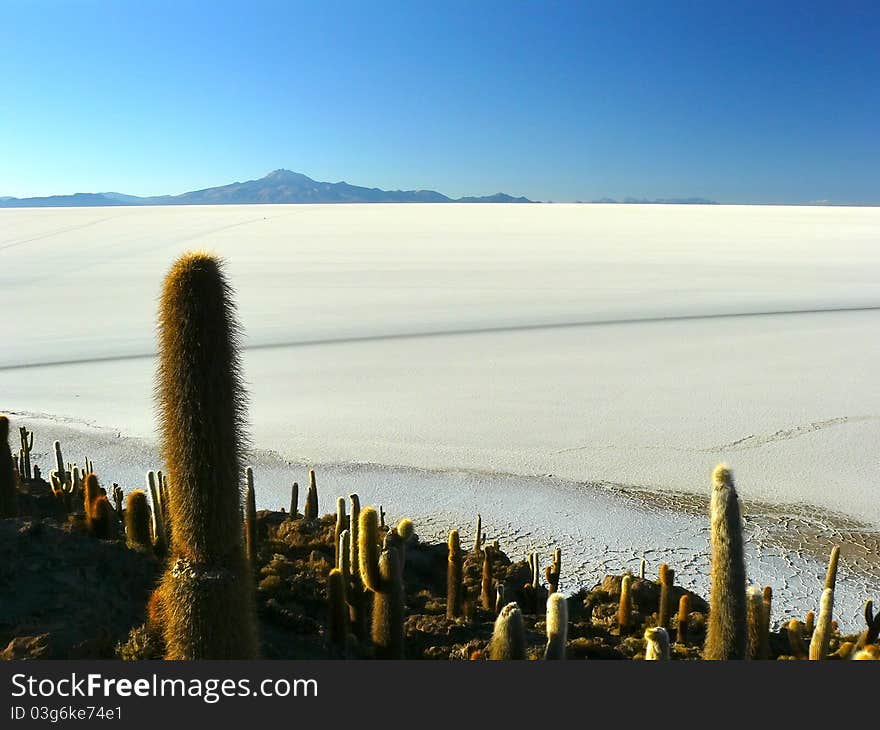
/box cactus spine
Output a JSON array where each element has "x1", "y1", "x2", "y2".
[
  {"x1": 658, "y1": 563, "x2": 674, "y2": 628},
  {"x1": 359, "y1": 506, "x2": 405, "y2": 658},
  {"x1": 125, "y1": 490, "x2": 153, "y2": 551},
  {"x1": 245, "y1": 467, "x2": 257, "y2": 567},
  {"x1": 304, "y1": 469, "x2": 318, "y2": 520},
  {"x1": 0, "y1": 417, "x2": 17, "y2": 518},
  {"x1": 808, "y1": 587, "x2": 835, "y2": 660},
  {"x1": 154, "y1": 251, "x2": 258, "y2": 659},
  {"x1": 703, "y1": 464, "x2": 747, "y2": 660},
  {"x1": 489, "y1": 602, "x2": 526, "y2": 659},
  {"x1": 544, "y1": 593, "x2": 568, "y2": 660},
  {"x1": 447, "y1": 530, "x2": 464, "y2": 619},
  {"x1": 644, "y1": 627, "x2": 670, "y2": 660}
]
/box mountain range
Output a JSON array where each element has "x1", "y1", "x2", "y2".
[{"x1": 0, "y1": 169, "x2": 534, "y2": 207}]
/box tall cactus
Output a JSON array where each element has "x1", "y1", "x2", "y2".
[
  {"x1": 125, "y1": 490, "x2": 153, "y2": 552},
  {"x1": 489, "y1": 603, "x2": 526, "y2": 660},
  {"x1": 446, "y1": 529, "x2": 464, "y2": 619},
  {"x1": 544, "y1": 593, "x2": 568, "y2": 660},
  {"x1": 154, "y1": 251, "x2": 258, "y2": 659},
  {"x1": 703, "y1": 464, "x2": 747, "y2": 660},
  {"x1": 334, "y1": 497, "x2": 347, "y2": 568},
  {"x1": 348, "y1": 494, "x2": 366, "y2": 639},
  {"x1": 824, "y1": 545, "x2": 840, "y2": 591},
  {"x1": 481, "y1": 546, "x2": 495, "y2": 611},
  {"x1": 0, "y1": 416, "x2": 17, "y2": 518},
  {"x1": 359, "y1": 506, "x2": 405, "y2": 658},
  {"x1": 147, "y1": 471, "x2": 168, "y2": 555}
]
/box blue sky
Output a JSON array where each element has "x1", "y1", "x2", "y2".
[{"x1": 1, "y1": 1, "x2": 878, "y2": 203}]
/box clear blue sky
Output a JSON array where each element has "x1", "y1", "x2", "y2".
[{"x1": 2, "y1": 1, "x2": 878, "y2": 203}]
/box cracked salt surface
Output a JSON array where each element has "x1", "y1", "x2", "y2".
[{"x1": 1, "y1": 204, "x2": 878, "y2": 632}]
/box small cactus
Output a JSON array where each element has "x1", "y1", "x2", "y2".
[
  {"x1": 304, "y1": 469, "x2": 318, "y2": 520},
  {"x1": 544, "y1": 548, "x2": 562, "y2": 594},
  {"x1": 544, "y1": 593, "x2": 568, "y2": 660},
  {"x1": 787, "y1": 619, "x2": 808, "y2": 659},
  {"x1": 808, "y1": 587, "x2": 835, "y2": 660},
  {"x1": 676, "y1": 593, "x2": 691, "y2": 644},
  {"x1": 245, "y1": 467, "x2": 257, "y2": 567},
  {"x1": 703, "y1": 464, "x2": 747, "y2": 660},
  {"x1": 618, "y1": 574, "x2": 633, "y2": 632},
  {"x1": 18, "y1": 426, "x2": 33, "y2": 480},
  {"x1": 856, "y1": 599, "x2": 880, "y2": 649},
  {"x1": 333, "y1": 497, "x2": 347, "y2": 567},
  {"x1": 481, "y1": 546, "x2": 495, "y2": 612},
  {"x1": 147, "y1": 471, "x2": 168, "y2": 554},
  {"x1": 473, "y1": 514, "x2": 483, "y2": 555},
  {"x1": 760, "y1": 586, "x2": 772, "y2": 660},
  {"x1": 289, "y1": 482, "x2": 299, "y2": 518},
  {"x1": 111, "y1": 484, "x2": 124, "y2": 516},
  {"x1": 746, "y1": 585, "x2": 764, "y2": 660},
  {"x1": 447, "y1": 530, "x2": 464, "y2": 619},
  {"x1": 644, "y1": 627, "x2": 671, "y2": 660},
  {"x1": 658, "y1": 563, "x2": 674, "y2": 628},
  {"x1": 125, "y1": 490, "x2": 152, "y2": 552},
  {"x1": 489, "y1": 602, "x2": 526, "y2": 660},
  {"x1": 327, "y1": 568, "x2": 348, "y2": 650}
]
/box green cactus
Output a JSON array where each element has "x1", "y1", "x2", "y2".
[
  {"x1": 125, "y1": 489, "x2": 153, "y2": 552},
  {"x1": 245, "y1": 467, "x2": 257, "y2": 567},
  {"x1": 489, "y1": 602, "x2": 526, "y2": 660},
  {"x1": 446, "y1": 529, "x2": 464, "y2": 619},
  {"x1": 359, "y1": 505, "x2": 406, "y2": 658},
  {"x1": 808, "y1": 587, "x2": 835, "y2": 660},
  {"x1": 304, "y1": 469, "x2": 318, "y2": 520},
  {"x1": 703, "y1": 464, "x2": 748, "y2": 660},
  {"x1": 0, "y1": 416, "x2": 17, "y2": 518},
  {"x1": 544, "y1": 593, "x2": 568, "y2": 660},
  {"x1": 658, "y1": 563, "x2": 674, "y2": 628},
  {"x1": 154, "y1": 251, "x2": 258, "y2": 659}
]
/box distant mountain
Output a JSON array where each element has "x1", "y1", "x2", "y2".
[
  {"x1": 587, "y1": 196, "x2": 718, "y2": 205},
  {"x1": 0, "y1": 169, "x2": 535, "y2": 208}
]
